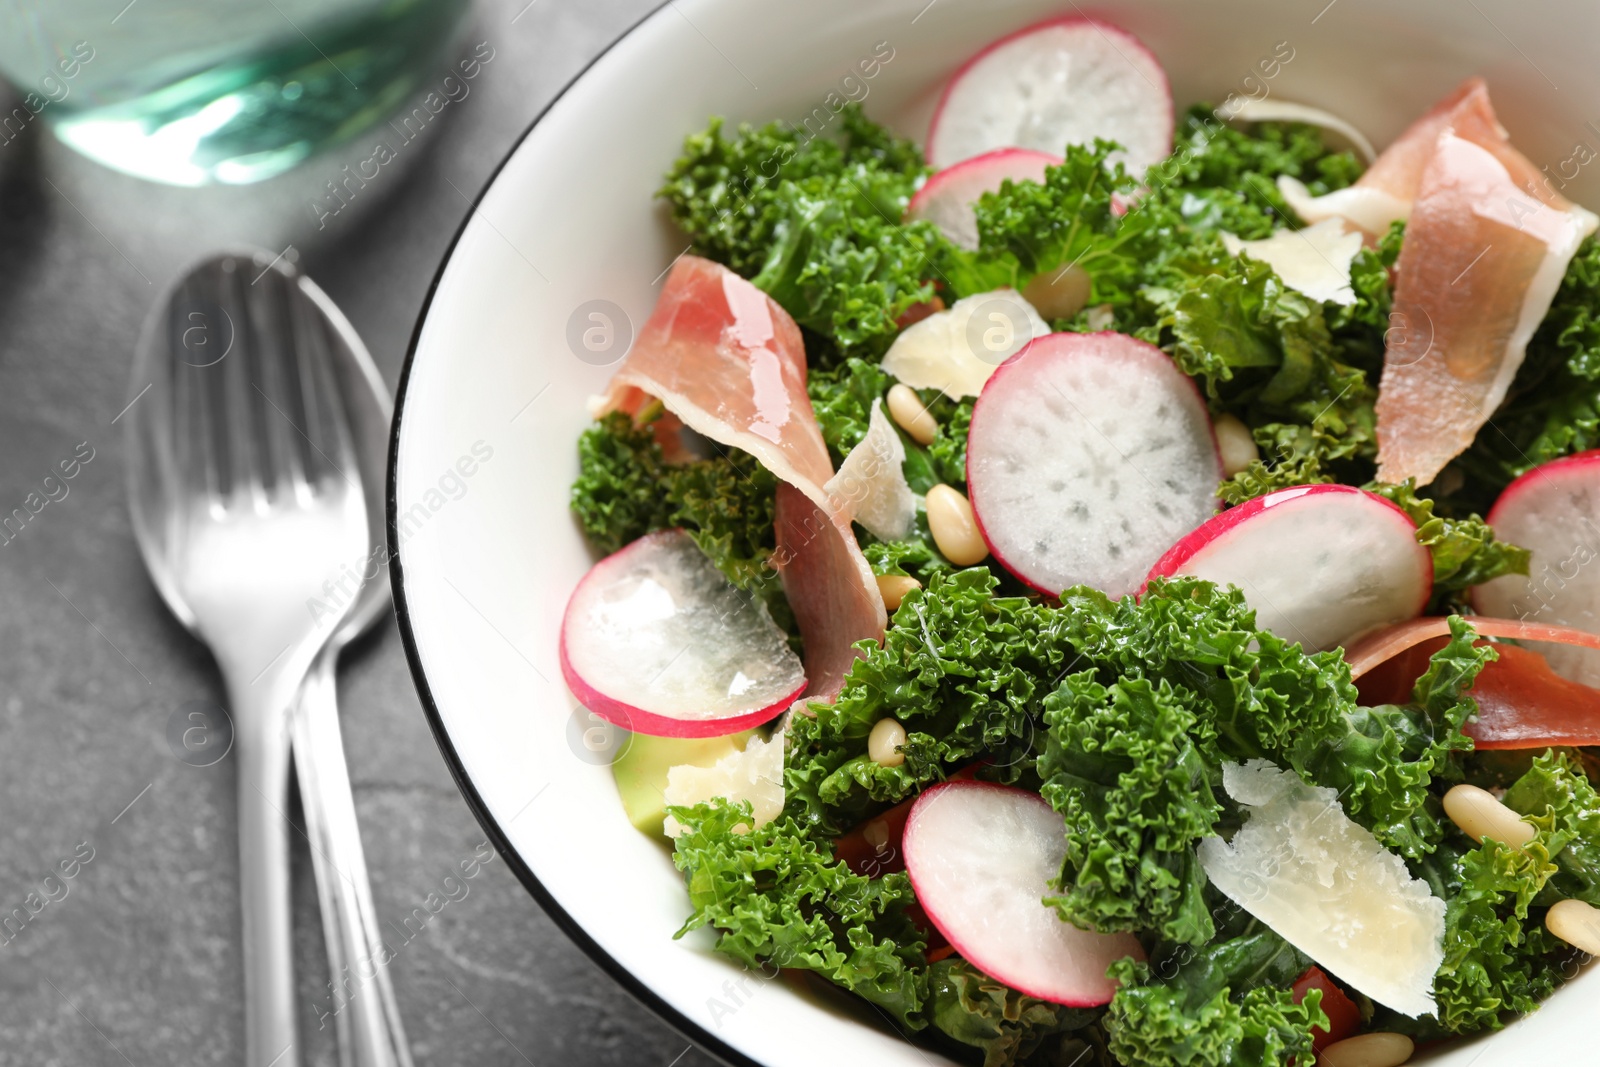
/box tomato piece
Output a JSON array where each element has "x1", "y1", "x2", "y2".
[
  {"x1": 1353, "y1": 633, "x2": 1600, "y2": 749},
  {"x1": 1292, "y1": 966, "x2": 1361, "y2": 1054}
]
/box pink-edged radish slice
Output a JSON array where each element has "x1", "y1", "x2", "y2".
[
  {"x1": 966, "y1": 331, "x2": 1222, "y2": 598},
  {"x1": 1146, "y1": 485, "x2": 1432, "y2": 653},
  {"x1": 560, "y1": 530, "x2": 805, "y2": 738},
  {"x1": 907, "y1": 148, "x2": 1059, "y2": 250},
  {"x1": 927, "y1": 17, "x2": 1173, "y2": 173},
  {"x1": 1474, "y1": 450, "x2": 1600, "y2": 686},
  {"x1": 902, "y1": 781, "x2": 1143, "y2": 1006}
]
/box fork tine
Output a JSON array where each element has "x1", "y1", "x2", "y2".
[
  {"x1": 285, "y1": 273, "x2": 359, "y2": 490},
  {"x1": 169, "y1": 267, "x2": 222, "y2": 506},
  {"x1": 219, "y1": 256, "x2": 265, "y2": 501},
  {"x1": 246, "y1": 262, "x2": 311, "y2": 495}
]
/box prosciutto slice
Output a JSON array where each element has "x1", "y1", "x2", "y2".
[
  {"x1": 1376, "y1": 128, "x2": 1598, "y2": 485},
  {"x1": 1277, "y1": 78, "x2": 1500, "y2": 236},
  {"x1": 599, "y1": 255, "x2": 887, "y2": 696}
]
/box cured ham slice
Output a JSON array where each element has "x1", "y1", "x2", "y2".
[
  {"x1": 598, "y1": 255, "x2": 887, "y2": 697},
  {"x1": 1375, "y1": 130, "x2": 1598, "y2": 486},
  {"x1": 774, "y1": 483, "x2": 888, "y2": 704},
  {"x1": 1278, "y1": 78, "x2": 1499, "y2": 236}
]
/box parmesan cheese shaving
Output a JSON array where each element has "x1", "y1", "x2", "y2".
[
  {"x1": 1222, "y1": 219, "x2": 1364, "y2": 306},
  {"x1": 880, "y1": 290, "x2": 1049, "y2": 400},
  {"x1": 1197, "y1": 760, "x2": 1445, "y2": 1018},
  {"x1": 662, "y1": 733, "x2": 784, "y2": 838},
  {"x1": 825, "y1": 398, "x2": 916, "y2": 541}
]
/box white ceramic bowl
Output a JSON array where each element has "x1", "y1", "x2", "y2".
[{"x1": 389, "y1": 2, "x2": 1600, "y2": 1063}]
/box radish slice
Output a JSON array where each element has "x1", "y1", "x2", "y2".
[
  {"x1": 1345, "y1": 616, "x2": 1600, "y2": 682},
  {"x1": 1475, "y1": 452, "x2": 1600, "y2": 685},
  {"x1": 560, "y1": 530, "x2": 805, "y2": 737},
  {"x1": 966, "y1": 331, "x2": 1222, "y2": 597},
  {"x1": 1145, "y1": 485, "x2": 1431, "y2": 653},
  {"x1": 1219, "y1": 98, "x2": 1377, "y2": 163},
  {"x1": 927, "y1": 17, "x2": 1173, "y2": 174},
  {"x1": 902, "y1": 781, "x2": 1143, "y2": 1006},
  {"x1": 906, "y1": 148, "x2": 1059, "y2": 250}
]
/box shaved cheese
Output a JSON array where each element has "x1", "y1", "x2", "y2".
[
  {"x1": 1222, "y1": 98, "x2": 1377, "y2": 163},
  {"x1": 825, "y1": 398, "x2": 916, "y2": 541},
  {"x1": 662, "y1": 733, "x2": 784, "y2": 838},
  {"x1": 1197, "y1": 760, "x2": 1445, "y2": 1018},
  {"x1": 1278, "y1": 175, "x2": 1410, "y2": 235},
  {"x1": 881, "y1": 290, "x2": 1049, "y2": 399},
  {"x1": 1222, "y1": 219, "x2": 1364, "y2": 305}
]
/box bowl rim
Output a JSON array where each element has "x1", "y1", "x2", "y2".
[{"x1": 384, "y1": 3, "x2": 760, "y2": 1064}]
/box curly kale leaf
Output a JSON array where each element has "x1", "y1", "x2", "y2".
[
  {"x1": 660, "y1": 106, "x2": 939, "y2": 361},
  {"x1": 570, "y1": 413, "x2": 791, "y2": 632},
  {"x1": 939, "y1": 140, "x2": 1147, "y2": 306},
  {"x1": 1295, "y1": 615, "x2": 1491, "y2": 859},
  {"x1": 926, "y1": 959, "x2": 1103, "y2": 1067},
  {"x1": 1504, "y1": 751, "x2": 1600, "y2": 905},
  {"x1": 1139, "y1": 105, "x2": 1364, "y2": 243},
  {"x1": 1105, "y1": 929, "x2": 1326, "y2": 1067},
  {"x1": 1216, "y1": 451, "x2": 1334, "y2": 506},
  {"x1": 783, "y1": 569, "x2": 1069, "y2": 835},
  {"x1": 669, "y1": 798, "x2": 929, "y2": 1025},
  {"x1": 1365, "y1": 481, "x2": 1530, "y2": 607},
  {"x1": 1145, "y1": 252, "x2": 1376, "y2": 478},
  {"x1": 1039, "y1": 672, "x2": 1221, "y2": 945}
]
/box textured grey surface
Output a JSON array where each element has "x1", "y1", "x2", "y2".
[{"x1": 0, "y1": 2, "x2": 724, "y2": 1064}]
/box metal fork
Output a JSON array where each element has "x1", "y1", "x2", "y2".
[{"x1": 127, "y1": 253, "x2": 370, "y2": 1067}]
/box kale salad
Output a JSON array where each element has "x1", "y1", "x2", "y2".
[{"x1": 558, "y1": 16, "x2": 1600, "y2": 1067}]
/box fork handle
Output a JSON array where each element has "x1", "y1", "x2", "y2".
[
  {"x1": 294, "y1": 649, "x2": 413, "y2": 1067},
  {"x1": 231, "y1": 680, "x2": 301, "y2": 1067}
]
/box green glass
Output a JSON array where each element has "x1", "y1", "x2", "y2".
[{"x1": 0, "y1": 0, "x2": 471, "y2": 185}]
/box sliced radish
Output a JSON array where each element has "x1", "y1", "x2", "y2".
[
  {"x1": 966, "y1": 331, "x2": 1222, "y2": 597},
  {"x1": 927, "y1": 17, "x2": 1173, "y2": 173},
  {"x1": 907, "y1": 148, "x2": 1059, "y2": 250},
  {"x1": 1145, "y1": 485, "x2": 1431, "y2": 653},
  {"x1": 902, "y1": 781, "x2": 1143, "y2": 1006},
  {"x1": 1474, "y1": 451, "x2": 1600, "y2": 686},
  {"x1": 560, "y1": 530, "x2": 805, "y2": 738}
]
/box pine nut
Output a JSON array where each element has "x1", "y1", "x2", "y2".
[
  {"x1": 1317, "y1": 1032, "x2": 1414, "y2": 1067},
  {"x1": 1021, "y1": 263, "x2": 1091, "y2": 321},
  {"x1": 887, "y1": 384, "x2": 938, "y2": 445},
  {"x1": 1546, "y1": 898, "x2": 1600, "y2": 956},
  {"x1": 1442, "y1": 784, "x2": 1536, "y2": 848},
  {"x1": 876, "y1": 574, "x2": 921, "y2": 611},
  {"x1": 1213, "y1": 413, "x2": 1260, "y2": 476},
  {"x1": 926, "y1": 484, "x2": 988, "y2": 566},
  {"x1": 868, "y1": 718, "x2": 907, "y2": 768},
  {"x1": 1084, "y1": 303, "x2": 1115, "y2": 331}
]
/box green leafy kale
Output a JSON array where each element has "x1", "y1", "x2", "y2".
[
  {"x1": 1504, "y1": 751, "x2": 1600, "y2": 906},
  {"x1": 659, "y1": 106, "x2": 939, "y2": 361},
  {"x1": 1041, "y1": 593, "x2": 1488, "y2": 943},
  {"x1": 669, "y1": 798, "x2": 929, "y2": 1026},
  {"x1": 938, "y1": 140, "x2": 1147, "y2": 306},
  {"x1": 1144, "y1": 252, "x2": 1377, "y2": 483},
  {"x1": 783, "y1": 570, "x2": 1069, "y2": 836},
  {"x1": 1105, "y1": 927, "x2": 1327, "y2": 1067},
  {"x1": 570, "y1": 413, "x2": 791, "y2": 632},
  {"x1": 926, "y1": 959, "x2": 1103, "y2": 1067}
]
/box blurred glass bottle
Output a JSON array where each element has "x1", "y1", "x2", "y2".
[{"x1": 0, "y1": 0, "x2": 471, "y2": 185}]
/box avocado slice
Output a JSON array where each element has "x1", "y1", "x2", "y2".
[{"x1": 612, "y1": 729, "x2": 755, "y2": 836}]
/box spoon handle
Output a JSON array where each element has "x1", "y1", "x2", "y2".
[
  {"x1": 228, "y1": 676, "x2": 301, "y2": 1067},
  {"x1": 294, "y1": 648, "x2": 414, "y2": 1067}
]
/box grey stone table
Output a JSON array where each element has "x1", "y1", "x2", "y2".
[{"x1": 0, "y1": 2, "x2": 723, "y2": 1064}]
